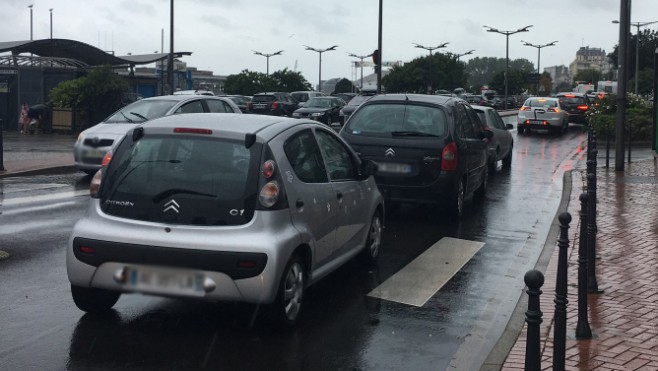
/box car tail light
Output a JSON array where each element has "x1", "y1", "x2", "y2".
[
  {"x1": 547, "y1": 108, "x2": 561, "y2": 113},
  {"x1": 101, "y1": 151, "x2": 112, "y2": 167},
  {"x1": 441, "y1": 142, "x2": 458, "y2": 171},
  {"x1": 259, "y1": 181, "x2": 279, "y2": 208},
  {"x1": 520, "y1": 106, "x2": 530, "y2": 111},
  {"x1": 262, "y1": 160, "x2": 276, "y2": 179},
  {"x1": 577, "y1": 105, "x2": 589, "y2": 111},
  {"x1": 174, "y1": 128, "x2": 212, "y2": 135},
  {"x1": 271, "y1": 101, "x2": 279, "y2": 110},
  {"x1": 90, "y1": 169, "x2": 103, "y2": 197}
]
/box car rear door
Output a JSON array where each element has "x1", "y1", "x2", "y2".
[
  {"x1": 456, "y1": 103, "x2": 488, "y2": 195},
  {"x1": 278, "y1": 127, "x2": 338, "y2": 269}
]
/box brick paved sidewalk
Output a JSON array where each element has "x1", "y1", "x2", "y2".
[{"x1": 502, "y1": 159, "x2": 658, "y2": 370}]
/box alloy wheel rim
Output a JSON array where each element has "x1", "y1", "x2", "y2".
[
  {"x1": 283, "y1": 262, "x2": 304, "y2": 320},
  {"x1": 369, "y1": 215, "x2": 382, "y2": 257}
]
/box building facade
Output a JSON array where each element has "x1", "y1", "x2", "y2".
[{"x1": 569, "y1": 46, "x2": 612, "y2": 78}]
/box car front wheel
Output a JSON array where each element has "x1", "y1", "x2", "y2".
[{"x1": 71, "y1": 284, "x2": 120, "y2": 313}]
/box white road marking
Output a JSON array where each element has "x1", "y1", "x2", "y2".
[
  {"x1": 0, "y1": 189, "x2": 90, "y2": 207},
  {"x1": 1, "y1": 201, "x2": 78, "y2": 216},
  {"x1": 368, "y1": 237, "x2": 485, "y2": 307}
]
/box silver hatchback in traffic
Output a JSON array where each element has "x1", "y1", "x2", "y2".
[
  {"x1": 67, "y1": 113, "x2": 384, "y2": 326},
  {"x1": 517, "y1": 97, "x2": 569, "y2": 135}
]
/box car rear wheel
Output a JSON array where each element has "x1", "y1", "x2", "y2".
[
  {"x1": 502, "y1": 144, "x2": 513, "y2": 168},
  {"x1": 517, "y1": 126, "x2": 525, "y2": 135},
  {"x1": 71, "y1": 284, "x2": 120, "y2": 313},
  {"x1": 360, "y1": 211, "x2": 383, "y2": 265},
  {"x1": 448, "y1": 179, "x2": 465, "y2": 218},
  {"x1": 475, "y1": 165, "x2": 488, "y2": 199},
  {"x1": 272, "y1": 255, "x2": 305, "y2": 327}
]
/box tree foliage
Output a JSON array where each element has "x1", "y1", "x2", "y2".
[
  {"x1": 224, "y1": 69, "x2": 311, "y2": 95},
  {"x1": 49, "y1": 65, "x2": 130, "y2": 124},
  {"x1": 333, "y1": 78, "x2": 355, "y2": 94},
  {"x1": 608, "y1": 28, "x2": 658, "y2": 95},
  {"x1": 465, "y1": 57, "x2": 535, "y2": 91},
  {"x1": 573, "y1": 69, "x2": 602, "y2": 85},
  {"x1": 382, "y1": 53, "x2": 467, "y2": 93}
]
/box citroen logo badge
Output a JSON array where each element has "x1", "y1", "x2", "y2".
[
  {"x1": 163, "y1": 199, "x2": 180, "y2": 214},
  {"x1": 385, "y1": 148, "x2": 395, "y2": 156}
]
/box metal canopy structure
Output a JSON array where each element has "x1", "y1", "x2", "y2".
[{"x1": 0, "y1": 39, "x2": 191, "y2": 68}]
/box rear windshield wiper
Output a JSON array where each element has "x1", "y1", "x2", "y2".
[
  {"x1": 152, "y1": 188, "x2": 215, "y2": 203},
  {"x1": 130, "y1": 112, "x2": 148, "y2": 121},
  {"x1": 391, "y1": 131, "x2": 439, "y2": 137}
]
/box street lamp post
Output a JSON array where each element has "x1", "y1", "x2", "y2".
[
  {"x1": 612, "y1": 20, "x2": 658, "y2": 94},
  {"x1": 413, "y1": 42, "x2": 449, "y2": 94},
  {"x1": 454, "y1": 49, "x2": 475, "y2": 61},
  {"x1": 253, "y1": 50, "x2": 283, "y2": 77},
  {"x1": 348, "y1": 52, "x2": 374, "y2": 91},
  {"x1": 484, "y1": 25, "x2": 533, "y2": 109},
  {"x1": 521, "y1": 40, "x2": 557, "y2": 95},
  {"x1": 49, "y1": 8, "x2": 53, "y2": 39},
  {"x1": 29, "y1": 4, "x2": 33, "y2": 40},
  {"x1": 304, "y1": 45, "x2": 338, "y2": 92},
  {"x1": 168, "y1": 0, "x2": 174, "y2": 94}
]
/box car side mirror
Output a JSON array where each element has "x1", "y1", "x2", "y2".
[
  {"x1": 506, "y1": 123, "x2": 514, "y2": 130},
  {"x1": 360, "y1": 159, "x2": 378, "y2": 178},
  {"x1": 483, "y1": 130, "x2": 494, "y2": 139}
]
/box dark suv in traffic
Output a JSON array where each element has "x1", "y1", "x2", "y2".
[
  {"x1": 339, "y1": 94, "x2": 492, "y2": 218},
  {"x1": 555, "y1": 92, "x2": 591, "y2": 124},
  {"x1": 248, "y1": 92, "x2": 299, "y2": 116}
]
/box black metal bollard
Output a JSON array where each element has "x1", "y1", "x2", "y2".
[
  {"x1": 553, "y1": 212, "x2": 571, "y2": 370},
  {"x1": 587, "y1": 172, "x2": 603, "y2": 294},
  {"x1": 576, "y1": 193, "x2": 593, "y2": 339},
  {"x1": 524, "y1": 269, "x2": 544, "y2": 371}
]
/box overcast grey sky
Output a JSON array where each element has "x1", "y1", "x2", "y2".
[{"x1": 2, "y1": 0, "x2": 656, "y2": 84}]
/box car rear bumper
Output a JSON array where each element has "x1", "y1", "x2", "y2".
[{"x1": 375, "y1": 172, "x2": 458, "y2": 205}]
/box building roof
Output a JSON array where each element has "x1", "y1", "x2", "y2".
[{"x1": 0, "y1": 39, "x2": 191, "y2": 67}]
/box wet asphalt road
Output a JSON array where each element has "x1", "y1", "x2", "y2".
[{"x1": 0, "y1": 120, "x2": 590, "y2": 371}]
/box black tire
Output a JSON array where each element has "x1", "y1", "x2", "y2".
[
  {"x1": 502, "y1": 144, "x2": 513, "y2": 168},
  {"x1": 83, "y1": 169, "x2": 97, "y2": 176},
  {"x1": 272, "y1": 255, "x2": 305, "y2": 328},
  {"x1": 475, "y1": 165, "x2": 488, "y2": 199},
  {"x1": 517, "y1": 126, "x2": 525, "y2": 135},
  {"x1": 71, "y1": 284, "x2": 120, "y2": 313},
  {"x1": 360, "y1": 211, "x2": 383, "y2": 265},
  {"x1": 448, "y1": 179, "x2": 465, "y2": 218}
]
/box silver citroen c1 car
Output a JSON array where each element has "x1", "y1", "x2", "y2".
[{"x1": 67, "y1": 113, "x2": 384, "y2": 327}]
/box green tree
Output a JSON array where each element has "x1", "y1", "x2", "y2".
[
  {"x1": 224, "y1": 70, "x2": 268, "y2": 96},
  {"x1": 573, "y1": 69, "x2": 602, "y2": 85},
  {"x1": 269, "y1": 68, "x2": 312, "y2": 92},
  {"x1": 465, "y1": 57, "x2": 534, "y2": 91},
  {"x1": 489, "y1": 68, "x2": 534, "y2": 95},
  {"x1": 382, "y1": 53, "x2": 467, "y2": 93},
  {"x1": 608, "y1": 28, "x2": 658, "y2": 95},
  {"x1": 333, "y1": 78, "x2": 355, "y2": 94},
  {"x1": 49, "y1": 65, "x2": 130, "y2": 125}
]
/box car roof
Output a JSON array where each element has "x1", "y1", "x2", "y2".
[
  {"x1": 470, "y1": 104, "x2": 493, "y2": 111},
  {"x1": 364, "y1": 93, "x2": 458, "y2": 106},
  {"x1": 142, "y1": 112, "x2": 316, "y2": 142},
  {"x1": 140, "y1": 94, "x2": 221, "y2": 102},
  {"x1": 556, "y1": 92, "x2": 586, "y2": 97}
]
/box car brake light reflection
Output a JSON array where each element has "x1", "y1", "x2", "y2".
[{"x1": 441, "y1": 142, "x2": 458, "y2": 171}]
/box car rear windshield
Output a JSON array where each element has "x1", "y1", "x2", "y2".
[
  {"x1": 105, "y1": 99, "x2": 177, "y2": 123},
  {"x1": 344, "y1": 103, "x2": 448, "y2": 137},
  {"x1": 291, "y1": 93, "x2": 310, "y2": 102},
  {"x1": 251, "y1": 95, "x2": 275, "y2": 103},
  {"x1": 526, "y1": 99, "x2": 558, "y2": 108},
  {"x1": 100, "y1": 134, "x2": 261, "y2": 226},
  {"x1": 558, "y1": 95, "x2": 587, "y2": 105}
]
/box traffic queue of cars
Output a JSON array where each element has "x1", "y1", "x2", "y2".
[{"x1": 72, "y1": 86, "x2": 599, "y2": 326}]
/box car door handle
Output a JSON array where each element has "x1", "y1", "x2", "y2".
[
  {"x1": 296, "y1": 199, "x2": 304, "y2": 209},
  {"x1": 336, "y1": 191, "x2": 343, "y2": 200}
]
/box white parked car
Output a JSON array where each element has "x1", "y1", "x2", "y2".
[{"x1": 517, "y1": 97, "x2": 569, "y2": 135}]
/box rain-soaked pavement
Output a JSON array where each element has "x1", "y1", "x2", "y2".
[{"x1": 0, "y1": 121, "x2": 592, "y2": 370}]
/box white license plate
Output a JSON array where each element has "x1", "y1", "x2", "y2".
[
  {"x1": 128, "y1": 266, "x2": 204, "y2": 296},
  {"x1": 378, "y1": 162, "x2": 412, "y2": 174},
  {"x1": 84, "y1": 149, "x2": 106, "y2": 158}
]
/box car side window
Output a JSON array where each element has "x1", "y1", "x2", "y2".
[
  {"x1": 492, "y1": 111, "x2": 506, "y2": 130},
  {"x1": 315, "y1": 129, "x2": 355, "y2": 181},
  {"x1": 175, "y1": 100, "x2": 204, "y2": 114},
  {"x1": 205, "y1": 99, "x2": 231, "y2": 113},
  {"x1": 464, "y1": 105, "x2": 485, "y2": 138},
  {"x1": 455, "y1": 104, "x2": 475, "y2": 139},
  {"x1": 283, "y1": 129, "x2": 328, "y2": 183}
]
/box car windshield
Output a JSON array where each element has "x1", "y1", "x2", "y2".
[
  {"x1": 291, "y1": 93, "x2": 310, "y2": 102},
  {"x1": 526, "y1": 99, "x2": 558, "y2": 108},
  {"x1": 303, "y1": 98, "x2": 332, "y2": 108},
  {"x1": 558, "y1": 95, "x2": 587, "y2": 105},
  {"x1": 345, "y1": 103, "x2": 447, "y2": 137},
  {"x1": 346, "y1": 95, "x2": 372, "y2": 107},
  {"x1": 100, "y1": 134, "x2": 261, "y2": 226},
  {"x1": 105, "y1": 99, "x2": 177, "y2": 123}
]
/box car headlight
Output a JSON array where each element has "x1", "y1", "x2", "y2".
[{"x1": 311, "y1": 112, "x2": 324, "y2": 117}]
